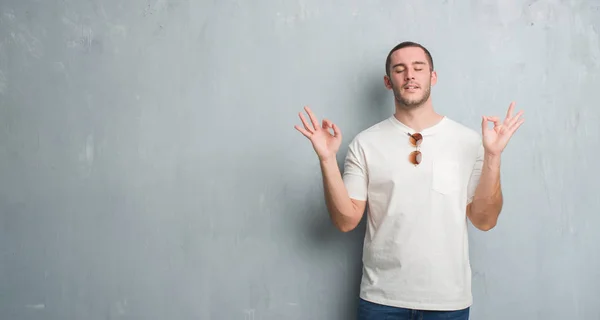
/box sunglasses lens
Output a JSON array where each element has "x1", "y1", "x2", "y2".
[
  {"x1": 409, "y1": 150, "x2": 422, "y2": 165},
  {"x1": 410, "y1": 133, "x2": 423, "y2": 147}
]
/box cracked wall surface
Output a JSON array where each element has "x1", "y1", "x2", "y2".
[{"x1": 1, "y1": 0, "x2": 599, "y2": 319}]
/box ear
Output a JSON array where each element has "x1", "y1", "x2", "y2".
[
  {"x1": 383, "y1": 75, "x2": 393, "y2": 90},
  {"x1": 430, "y1": 70, "x2": 438, "y2": 86}
]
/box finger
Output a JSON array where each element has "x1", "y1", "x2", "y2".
[
  {"x1": 322, "y1": 119, "x2": 333, "y2": 135},
  {"x1": 483, "y1": 116, "x2": 501, "y2": 129},
  {"x1": 508, "y1": 117, "x2": 525, "y2": 133},
  {"x1": 506, "y1": 101, "x2": 515, "y2": 120},
  {"x1": 304, "y1": 106, "x2": 321, "y2": 130},
  {"x1": 486, "y1": 116, "x2": 501, "y2": 124},
  {"x1": 332, "y1": 123, "x2": 342, "y2": 139},
  {"x1": 294, "y1": 125, "x2": 312, "y2": 138},
  {"x1": 481, "y1": 116, "x2": 487, "y2": 131},
  {"x1": 298, "y1": 112, "x2": 314, "y2": 133},
  {"x1": 507, "y1": 110, "x2": 524, "y2": 127}
]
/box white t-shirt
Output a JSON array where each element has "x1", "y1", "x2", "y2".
[{"x1": 343, "y1": 115, "x2": 484, "y2": 311}]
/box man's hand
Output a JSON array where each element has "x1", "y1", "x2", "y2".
[
  {"x1": 294, "y1": 106, "x2": 365, "y2": 232},
  {"x1": 294, "y1": 106, "x2": 342, "y2": 162},
  {"x1": 482, "y1": 102, "x2": 525, "y2": 156},
  {"x1": 468, "y1": 101, "x2": 524, "y2": 231}
]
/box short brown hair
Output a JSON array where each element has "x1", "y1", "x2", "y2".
[{"x1": 385, "y1": 41, "x2": 434, "y2": 76}]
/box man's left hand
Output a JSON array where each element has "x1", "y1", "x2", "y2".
[{"x1": 481, "y1": 101, "x2": 525, "y2": 156}]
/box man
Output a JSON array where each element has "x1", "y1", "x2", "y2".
[{"x1": 294, "y1": 41, "x2": 524, "y2": 319}]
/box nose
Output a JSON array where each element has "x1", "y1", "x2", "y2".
[{"x1": 404, "y1": 69, "x2": 415, "y2": 81}]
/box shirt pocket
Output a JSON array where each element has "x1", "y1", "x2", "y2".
[{"x1": 432, "y1": 160, "x2": 461, "y2": 195}]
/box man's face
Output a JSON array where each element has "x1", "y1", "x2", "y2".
[{"x1": 385, "y1": 47, "x2": 437, "y2": 109}]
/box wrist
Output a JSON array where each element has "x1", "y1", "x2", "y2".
[
  {"x1": 319, "y1": 155, "x2": 337, "y2": 165},
  {"x1": 484, "y1": 152, "x2": 501, "y2": 169}
]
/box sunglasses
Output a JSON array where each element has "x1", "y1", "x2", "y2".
[{"x1": 408, "y1": 132, "x2": 422, "y2": 166}]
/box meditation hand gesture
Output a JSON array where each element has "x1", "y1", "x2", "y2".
[
  {"x1": 482, "y1": 102, "x2": 525, "y2": 156},
  {"x1": 294, "y1": 106, "x2": 342, "y2": 162}
]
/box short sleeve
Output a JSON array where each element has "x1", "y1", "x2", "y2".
[
  {"x1": 342, "y1": 138, "x2": 368, "y2": 201},
  {"x1": 467, "y1": 141, "x2": 484, "y2": 204}
]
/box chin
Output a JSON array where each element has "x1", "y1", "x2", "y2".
[
  {"x1": 392, "y1": 85, "x2": 431, "y2": 108},
  {"x1": 398, "y1": 96, "x2": 426, "y2": 108},
  {"x1": 404, "y1": 95, "x2": 424, "y2": 104},
  {"x1": 399, "y1": 102, "x2": 423, "y2": 109}
]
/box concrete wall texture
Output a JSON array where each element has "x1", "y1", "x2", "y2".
[{"x1": 1, "y1": 0, "x2": 599, "y2": 319}]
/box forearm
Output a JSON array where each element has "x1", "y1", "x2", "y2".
[
  {"x1": 469, "y1": 153, "x2": 503, "y2": 230},
  {"x1": 319, "y1": 157, "x2": 363, "y2": 232}
]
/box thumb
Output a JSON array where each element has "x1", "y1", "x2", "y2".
[
  {"x1": 332, "y1": 123, "x2": 342, "y2": 139},
  {"x1": 481, "y1": 116, "x2": 487, "y2": 132}
]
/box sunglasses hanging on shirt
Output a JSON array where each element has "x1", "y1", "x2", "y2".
[{"x1": 408, "y1": 132, "x2": 422, "y2": 166}]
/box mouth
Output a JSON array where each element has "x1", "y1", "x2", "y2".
[{"x1": 403, "y1": 84, "x2": 420, "y2": 92}]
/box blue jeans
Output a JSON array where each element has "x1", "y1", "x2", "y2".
[{"x1": 357, "y1": 298, "x2": 470, "y2": 320}]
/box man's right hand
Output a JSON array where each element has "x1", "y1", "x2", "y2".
[
  {"x1": 294, "y1": 106, "x2": 342, "y2": 162},
  {"x1": 294, "y1": 106, "x2": 366, "y2": 232}
]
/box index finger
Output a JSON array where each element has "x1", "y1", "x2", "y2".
[{"x1": 482, "y1": 116, "x2": 501, "y2": 130}]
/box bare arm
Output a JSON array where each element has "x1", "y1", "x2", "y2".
[
  {"x1": 294, "y1": 106, "x2": 367, "y2": 232},
  {"x1": 467, "y1": 153, "x2": 502, "y2": 231},
  {"x1": 468, "y1": 101, "x2": 524, "y2": 231},
  {"x1": 320, "y1": 157, "x2": 366, "y2": 232}
]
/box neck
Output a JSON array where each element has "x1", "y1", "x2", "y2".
[{"x1": 393, "y1": 101, "x2": 444, "y2": 132}]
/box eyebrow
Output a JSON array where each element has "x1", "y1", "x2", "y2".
[{"x1": 392, "y1": 61, "x2": 427, "y2": 68}]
